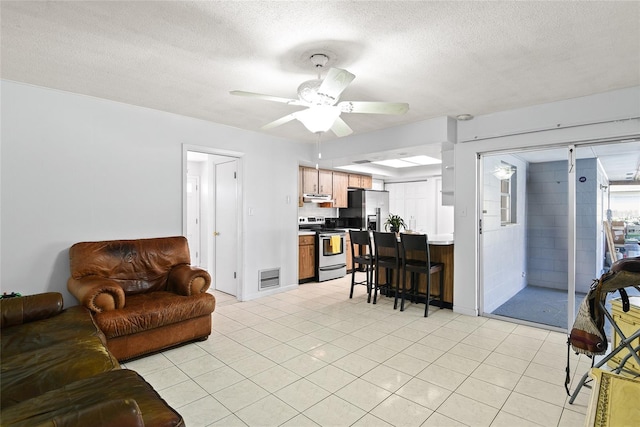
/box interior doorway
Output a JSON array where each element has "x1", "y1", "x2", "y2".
[
  {"x1": 184, "y1": 146, "x2": 243, "y2": 299},
  {"x1": 479, "y1": 139, "x2": 639, "y2": 331}
]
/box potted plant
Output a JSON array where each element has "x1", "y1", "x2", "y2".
[{"x1": 384, "y1": 214, "x2": 406, "y2": 233}]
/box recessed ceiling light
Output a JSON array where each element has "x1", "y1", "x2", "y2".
[
  {"x1": 400, "y1": 155, "x2": 442, "y2": 165},
  {"x1": 372, "y1": 155, "x2": 442, "y2": 168},
  {"x1": 372, "y1": 159, "x2": 415, "y2": 168},
  {"x1": 456, "y1": 114, "x2": 474, "y2": 121}
]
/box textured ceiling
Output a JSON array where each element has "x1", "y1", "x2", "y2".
[
  {"x1": 2, "y1": 1, "x2": 639, "y2": 144},
  {"x1": 2, "y1": 1, "x2": 639, "y2": 181}
]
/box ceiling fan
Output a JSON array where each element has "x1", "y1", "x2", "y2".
[{"x1": 230, "y1": 54, "x2": 409, "y2": 137}]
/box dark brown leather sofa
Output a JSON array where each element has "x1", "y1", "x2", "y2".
[
  {"x1": 67, "y1": 236, "x2": 216, "y2": 361},
  {"x1": 0, "y1": 292, "x2": 183, "y2": 427}
]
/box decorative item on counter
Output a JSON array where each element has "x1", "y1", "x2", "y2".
[
  {"x1": 408, "y1": 216, "x2": 416, "y2": 232},
  {"x1": 384, "y1": 214, "x2": 406, "y2": 233}
]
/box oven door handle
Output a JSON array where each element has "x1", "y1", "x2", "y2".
[{"x1": 318, "y1": 264, "x2": 347, "y2": 271}]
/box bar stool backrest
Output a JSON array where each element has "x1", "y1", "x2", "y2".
[
  {"x1": 350, "y1": 230, "x2": 373, "y2": 260},
  {"x1": 373, "y1": 232, "x2": 401, "y2": 267},
  {"x1": 400, "y1": 233, "x2": 430, "y2": 265}
]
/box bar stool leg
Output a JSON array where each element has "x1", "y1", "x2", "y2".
[
  {"x1": 425, "y1": 271, "x2": 432, "y2": 318},
  {"x1": 439, "y1": 267, "x2": 445, "y2": 309},
  {"x1": 349, "y1": 262, "x2": 356, "y2": 299},
  {"x1": 366, "y1": 264, "x2": 373, "y2": 303}
]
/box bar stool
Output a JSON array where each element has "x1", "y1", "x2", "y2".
[
  {"x1": 349, "y1": 230, "x2": 375, "y2": 302},
  {"x1": 400, "y1": 233, "x2": 444, "y2": 317},
  {"x1": 373, "y1": 231, "x2": 402, "y2": 306}
]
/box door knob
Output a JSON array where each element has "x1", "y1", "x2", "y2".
[{"x1": 214, "y1": 232, "x2": 220, "y2": 236}]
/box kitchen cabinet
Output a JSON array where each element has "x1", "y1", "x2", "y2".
[
  {"x1": 301, "y1": 167, "x2": 333, "y2": 195},
  {"x1": 348, "y1": 173, "x2": 372, "y2": 189},
  {"x1": 332, "y1": 171, "x2": 349, "y2": 208},
  {"x1": 318, "y1": 169, "x2": 333, "y2": 195},
  {"x1": 298, "y1": 167, "x2": 304, "y2": 206},
  {"x1": 299, "y1": 235, "x2": 316, "y2": 282},
  {"x1": 302, "y1": 167, "x2": 319, "y2": 194}
]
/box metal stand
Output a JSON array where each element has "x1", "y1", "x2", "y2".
[{"x1": 569, "y1": 300, "x2": 640, "y2": 404}]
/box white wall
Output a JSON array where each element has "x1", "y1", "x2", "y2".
[
  {"x1": 454, "y1": 87, "x2": 640, "y2": 316},
  {"x1": 0, "y1": 80, "x2": 308, "y2": 305},
  {"x1": 481, "y1": 154, "x2": 528, "y2": 313}
]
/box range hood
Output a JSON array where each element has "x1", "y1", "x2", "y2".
[{"x1": 303, "y1": 193, "x2": 333, "y2": 203}]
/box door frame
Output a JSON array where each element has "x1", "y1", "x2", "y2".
[
  {"x1": 477, "y1": 144, "x2": 577, "y2": 332},
  {"x1": 476, "y1": 138, "x2": 638, "y2": 331},
  {"x1": 182, "y1": 144, "x2": 245, "y2": 300}
]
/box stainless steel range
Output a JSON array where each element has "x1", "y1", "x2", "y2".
[{"x1": 299, "y1": 217, "x2": 347, "y2": 282}]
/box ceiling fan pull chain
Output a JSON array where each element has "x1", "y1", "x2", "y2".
[{"x1": 316, "y1": 132, "x2": 322, "y2": 169}]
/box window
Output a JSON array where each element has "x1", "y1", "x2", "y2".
[{"x1": 498, "y1": 162, "x2": 517, "y2": 225}]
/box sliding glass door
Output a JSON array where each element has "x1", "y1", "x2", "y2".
[{"x1": 480, "y1": 140, "x2": 639, "y2": 331}]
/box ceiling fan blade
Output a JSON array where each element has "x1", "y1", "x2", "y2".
[
  {"x1": 261, "y1": 113, "x2": 297, "y2": 130},
  {"x1": 317, "y1": 68, "x2": 355, "y2": 104},
  {"x1": 230, "y1": 90, "x2": 305, "y2": 106},
  {"x1": 331, "y1": 117, "x2": 353, "y2": 137},
  {"x1": 339, "y1": 101, "x2": 409, "y2": 115}
]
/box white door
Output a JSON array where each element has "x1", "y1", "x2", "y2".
[
  {"x1": 186, "y1": 175, "x2": 201, "y2": 266},
  {"x1": 214, "y1": 160, "x2": 238, "y2": 296}
]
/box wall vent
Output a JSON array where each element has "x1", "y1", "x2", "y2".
[
  {"x1": 259, "y1": 268, "x2": 280, "y2": 290},
  {"x1": 353, "y1": 159, "x2": 371, "y2": 164}
]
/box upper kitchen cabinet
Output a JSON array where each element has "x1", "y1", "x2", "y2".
[
  {"x1": 332, "y1": 171, "x2": 349, "y2": 208},
  {"x1": 301, "y1": 167, "x2": 319, "y2": 194},
  {"x1": 301, "y1": 167, "x2": 333, "y2": 195},
  {"x1": 318, "y1": 169, "x2": 333, "y2": 195},
  {"x1": 348, "y1": 173, "x2": 372, "y2": 189}
]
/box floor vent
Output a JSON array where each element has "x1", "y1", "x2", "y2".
[{"x1": 259, "y1": 268, "x2": 280, "y2": 290}]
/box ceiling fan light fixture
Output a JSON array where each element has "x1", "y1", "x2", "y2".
[
  {"x1": 294, "y1": 105, "x2": 341, "y2": 133},
  {"x1": 297, "y1": 79, "x2": 337, "y2": 106}
]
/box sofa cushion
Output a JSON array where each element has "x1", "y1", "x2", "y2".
[
  {"x1": 0, "y1": 369, "x2": 183, "y2": 427},
  {"x1": 1, "y1": 338, "x2": 119, "y2": 408},
  {"x1": 1, "y1": 305, "x2": 120, "y2": 409},
  {"x1": 94, "y1": 291, "x2": 216, "y2": 339},
  {"x1": 1, "y1": 305, "x2": 112, "y2": 357}
]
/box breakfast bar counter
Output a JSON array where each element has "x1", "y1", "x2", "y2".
[{"x1": 377, "y1": 233, "x2": 454, "y2": 307}]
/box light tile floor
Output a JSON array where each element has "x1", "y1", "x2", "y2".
[{"x1": 123, "y1": 274, "x2": 595, "y2": 426}]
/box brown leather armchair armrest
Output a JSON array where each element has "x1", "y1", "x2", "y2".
[
  {"x1": 67, "y1": 276, "x2": 126, "y2": 313},
  {"x1": 168, "y1": 264, "x2": 211, "y2": 295},
  {"x1": 0, "y1": 292, "x2": 63, "y2": 329}
]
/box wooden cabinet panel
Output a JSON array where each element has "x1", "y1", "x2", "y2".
[
  {"x1": 348, "y1": 173, "x2": 372, "y2": 189},
  {"x1": 332, "y1": 172, "x2": 349, "y2": 208},
  {"x1": 318, "y1": 169, "x2": 333, "y2": 195},
  {"x1": 302, "y1": 167, "x2": 319, "y2": 194},
  {"x1": 298, "y1": 235, "x2": 316, "y2": 281},
  {"x1": 298, "y1": 167, "x2": 304, "y2": 206},
  {"x1": 348, "y1": 174, "x2": 362, "y2": 188},
  {"x1": 360, "y1": 174, "x2": 372, "y2": 189}
]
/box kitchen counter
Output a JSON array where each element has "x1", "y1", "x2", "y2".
[
  {"x1": 426, "y1": 234, "x2": 454, "y2": 245},
  {"x1": 298, "y1": 230, "x2": 316, "y2": 236}
]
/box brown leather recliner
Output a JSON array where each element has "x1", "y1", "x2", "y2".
[{"x1": 67, "y1": 236, "x2": 216, "y2": 361}]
